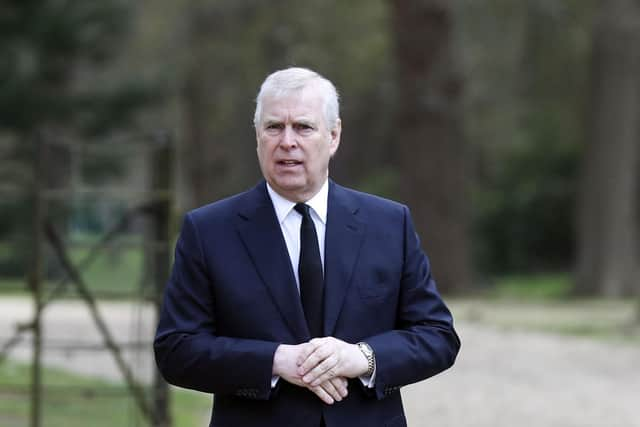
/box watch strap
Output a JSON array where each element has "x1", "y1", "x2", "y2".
[{"x1": 356, "y1": 342, "x2": 375, "y2": 377}]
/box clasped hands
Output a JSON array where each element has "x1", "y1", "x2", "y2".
[{"x1": 272, "y1": 337, "x2": 369, "y2": 404}]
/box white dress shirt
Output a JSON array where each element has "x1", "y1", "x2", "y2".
[
  {"x1": 266, "y1": 179, "x2": 375, "y2": 389},
  {"x1": 267, "y1": 180, "x2": 328, "y2": 290}
]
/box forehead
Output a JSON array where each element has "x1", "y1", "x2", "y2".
[{"x1": 261, "y1": 87, "x2": 325, "y2": 122}]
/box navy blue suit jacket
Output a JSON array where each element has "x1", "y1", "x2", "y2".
[{"x1": 154, "y1": 181, "x2": 460, "y2": 427}]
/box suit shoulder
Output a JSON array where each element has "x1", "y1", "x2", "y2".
[
  {"x1": 335, "y1": 183, "x2": 408, "y2": 214},
  {"x1": 185, "y1": 184, "x2": 262, "y2": 225}
]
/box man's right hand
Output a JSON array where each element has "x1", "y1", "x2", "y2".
[{"x1": 273, "y1": 344, "x2": 348, "y2": 404}]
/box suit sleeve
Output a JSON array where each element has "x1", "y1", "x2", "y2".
[
  {"x1": 364, "y1": 206, "x2": 461, "y2": 400},
  {"x1": 154, "y1": 213, "x2": 279, "y2": 400}
]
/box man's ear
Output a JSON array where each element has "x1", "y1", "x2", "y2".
[{"x1": 329, "y1": 119, "x2": 342, "y2": 156}]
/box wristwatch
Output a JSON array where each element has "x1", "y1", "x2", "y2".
[{"x1": 356, "y1": 342, "x2": 375, "y2": 377}]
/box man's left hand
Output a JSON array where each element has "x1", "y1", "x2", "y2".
[{"x1": 296, "y1": 337, "x2": 368, "y2": 386}]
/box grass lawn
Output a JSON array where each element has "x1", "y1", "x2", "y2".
[
  {"x1": 490, "y1": 273, "x2": 574, "y2": 299},
  {"x1": 451, "y1": 298, "x2": 639, "y2": 340},
  {"x1": 1, "y1": 243, "x2": 148, "y2": 299},
  {"x1": 451, "y1": 273, "x2": 640, "y2": 341},
  {"x1": 0, "y1": 361, "x2": 211, "y2": 427}
]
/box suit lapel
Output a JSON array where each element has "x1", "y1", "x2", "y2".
[
  {"x1": 235, "y1": 182, "x2": 309, "y2": 342},
  {"x1": 323, "y1": 182, "x2": 366, "y2": 336}
]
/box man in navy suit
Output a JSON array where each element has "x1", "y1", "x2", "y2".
[{"x1": 154, "y1": 67, "x2": 460, "y2": 427}]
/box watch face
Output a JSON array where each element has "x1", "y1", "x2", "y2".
[{"x1": 360, "y1": 343, "x2": 372, "y2": 356}]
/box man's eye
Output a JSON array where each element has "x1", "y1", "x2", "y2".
[
  {"x1": 266, "y1": 123, "x2": 283, "y2": 130},
  {"x1": 295, "y1": 124, "x2": 313, "y2": 132}
]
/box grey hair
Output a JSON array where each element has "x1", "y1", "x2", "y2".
[{"x1": 253, "y1": 67, "x2": 340, "y2": 130}]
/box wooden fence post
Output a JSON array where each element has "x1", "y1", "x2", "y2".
[
  {"x1": 150, "y1": 131, "x2": 174, "y2": 427},
  {"x1": 29, "y1": 132, "x2": 45, "y2": 427}
]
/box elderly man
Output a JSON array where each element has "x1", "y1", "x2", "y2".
[{"x1": 154, "y1": 67, "x2": 460, "y2": 427}]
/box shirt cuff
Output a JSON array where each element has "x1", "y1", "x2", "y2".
[{"x1": 358, "y1": 361, "x2": 376, "y2": 388}]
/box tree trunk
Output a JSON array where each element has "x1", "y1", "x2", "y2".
[
  {"x1": 179, "y1": 2, "x2": 230, "y2": 210},
  {"x1": 390, "y1": 0, "x2": 471, "y2": 293},
  {"x1": 576, "y1": 0, "x2": 640, "y2": 297}
]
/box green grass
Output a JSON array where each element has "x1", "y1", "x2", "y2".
[
  {"x1": 0, "y1": 361, "x2": 211, "y2": 427},
  {"x1": 462, "y1": 273, "x2": 639, "y2": 340},
  {"x1": 66, "y1": 245, "x2": 146, "y2": 298},
  {"x1": 0, "y1": 278, "x2": 27, "y2": 294},
  {"x1": 490, "y1": 273, "x2": 573, "y2": 300},
  {"x1": 1, "y1": 243, "x2": 147, "y2": 300},
  {"x1": 450, "y1": 298, "x2": 640, "y2": 341}
]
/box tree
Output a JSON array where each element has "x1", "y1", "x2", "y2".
[
  {"x1": 390, "y1": 0, "x2": 471, "y2": 293},
  {"x1": 0, "y1": 0, "x2": 150, "y2": 135},
  {"x1": 468, "y1": 1, "x2": 593, "y2": 276},
  {"x1": 0, "y1": 0, "x2": 154, "y2": 276},
  {"x1": 576, "y1": 0, "x2": 640, "y2": 296}
]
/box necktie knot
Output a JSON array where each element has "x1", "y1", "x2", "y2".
[{"x1": 294, "y1": 203, "x2": 311, "y2": 218}]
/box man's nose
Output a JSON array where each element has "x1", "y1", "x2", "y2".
[{"x1": 279, "y1": 126, "x2": 298, "y2": 149}]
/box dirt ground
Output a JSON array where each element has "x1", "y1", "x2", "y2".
[{"x1": 1, "y1": 297, "x2": 638, "y2": 427}]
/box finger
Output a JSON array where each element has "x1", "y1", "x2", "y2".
[
  {"x1": 308, "y1": 366, "x2": 339, "y2": 387},
  {"x1": 329, "y1": 377, "x2": 349, "y2": 398},
  {"x1": 302, "y1": 337, "x2": 332, "y2": 361},
  {"x1": 304, "y1": 356, "x2": 338, "y2": 385},
  {"x1": 310, "y1": 385, "x2": 334, "y2": 405},
  {"x1": 319, "y1": 379, "x2": 343, "y2": 402},
  {"x1": 296, "y1": 340, "x2": 328, "y2": 367},
  {"x1": 303, "y1": 351, "x2": 337, "y2": 378},
  {"x1": 295, "y1": 342, "x2": 317, "y2": 367},
  {"x1": 308, "y1": 337, "x2": 329, "y2": 346},
  {"x1": 297, "y1": 345, "x2": 332, "y2": 376}
]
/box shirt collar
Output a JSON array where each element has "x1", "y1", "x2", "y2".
[{"x1": 266, "y1": 179, "x2": 329, "y2": 225}]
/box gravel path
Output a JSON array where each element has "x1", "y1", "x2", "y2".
[
  {"x1": 403, "y1": 323, "x2": 639, "y2": 427},
  {"x1": 0, "y1": 297, "x2": 156, "y2": 384},
  {"x1": 1, "y1": 297, "x2": 639, "y2": 426}
]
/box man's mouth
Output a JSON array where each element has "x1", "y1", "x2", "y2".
[{"x1": 278, "y1": 160, "x2": 302, "y2": 166}]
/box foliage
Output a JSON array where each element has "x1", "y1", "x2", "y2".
[
  {"x1": 459, "y1": 0, "x2": 595, "y2": 275},
  {"x1": 0, "y1": 0, "x2": 158, "y2": 280},
  {"x1": 0, "y1": 196, "x2": 30, "y2": 277},
  {"x1": 0, "y1": 0, "x2": 152, "y2": 133},
  {"x1": 1, "y1": 0, "x2": 629, "y2": 295},
  {"x1": 473, "y1": 140, "x2": 579, "y2": 273},
  {"x1": 168, "y1": 0, "x2": 598, "y2": 281},
  {"x1": 0, "y1": 360, "x2": 211, "y2": 426}
]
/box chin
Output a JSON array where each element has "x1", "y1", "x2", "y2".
[
  {"x1": 274, "y1": 183, "x2": 308, "y2": 199},
  {"x1": 273, "y1": 178, "x2": 305, "y2": 190}
]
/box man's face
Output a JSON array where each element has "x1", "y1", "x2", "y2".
[{"x1": 256, "y1": 85, "x2": 341, "y2": 202}]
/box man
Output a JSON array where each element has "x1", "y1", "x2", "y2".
[{"x1": 154, "y1": 67, "x2": 460, "y2": 427}]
